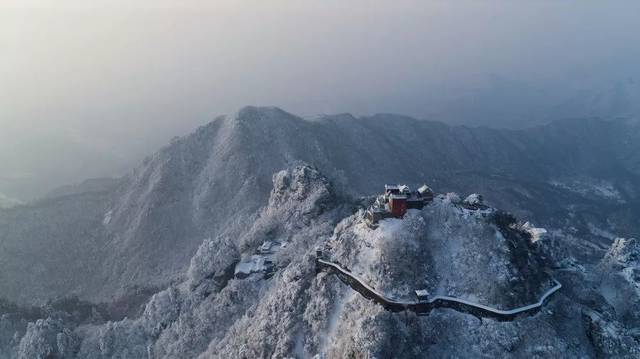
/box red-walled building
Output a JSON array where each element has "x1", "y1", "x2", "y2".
[
  {"x1": 388, "y1": 194, "x2": 408, "y2": 218},
  {"x1": 367, "y1": 184, "x2": 434, "y2": 226}
]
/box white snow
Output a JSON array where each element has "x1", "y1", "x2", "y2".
[
  {"x1": 549, "y1": 178, "x2": 623, "y2": 201},
  {"x1": 234, "y1": 255, "x2": 271, "y2": 278},
  {"x1": 587, "y1": 222, "x2": 617, "y2": 240},
  {"x1": 463, "y1": 193, "x2": 483, "y2": 206},
  {"x1": 102, "y1": 210, "x2": 113, "y2": 226},
  {"x1": 522, "y1": 221, "x2": 548, "y2": 242}
]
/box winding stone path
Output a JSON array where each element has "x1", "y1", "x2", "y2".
[{"x1": 317, "y1": 258, "x2": 562, "y2": 321}]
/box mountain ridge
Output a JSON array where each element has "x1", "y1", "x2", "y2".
[
  {"x1": 3, "y1": 164, "x2": 637, "y2": 358},
  {"x1": 0, "y1": 106, "x2": 638, "y2": 305}
]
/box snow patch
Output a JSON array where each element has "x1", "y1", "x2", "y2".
[
  {"x1": 463, "y1": 193, "x2": 483, "y2": 206},
  {"x1": 602, "y1": 238, "x2": 640, "y2": 296},
  {"x1": 521, "y1": 222, "x2": 548, "y2": 242},
  {"x1": 443, "y1": 192, "x2": 461, "y2": 204},
  {"x1": 320, "y1": 291, "x2": 355, "y2": 356},
  {"x1": 549, "y1": 178, "x2": 623, "y2": 201},
  {"x1": 102, "y1": 210, "x2": 113, "y2": 226},
  {"x1": 588, "y1": 222, "x2": 617, "y2": 240}
]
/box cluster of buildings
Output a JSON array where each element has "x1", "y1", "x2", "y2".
[
  {"x1": 366, "y1": 184, "x2": 434, "y2": 224},
  {"x1": 234, "y1": 240, "x2": 278, "y2": 279}
]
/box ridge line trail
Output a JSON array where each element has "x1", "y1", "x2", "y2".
[{"x1": 317, "y1": 258, "x2": 562, "y2": 321}]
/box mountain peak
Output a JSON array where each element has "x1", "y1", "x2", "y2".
[{"x1": 233, "y1": 105, "x2": 295, "y2": 122}]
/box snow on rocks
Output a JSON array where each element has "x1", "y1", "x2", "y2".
[
  {"x1": 598, "y1": 238, "x2": 640, "y2": 325},
  {"x1": 521, "y1": 221, "x2": 548, "y2": 243},
  {"x1": 443, "y1": 192, "x2": 461, "y2": 204},
  {"x1": 5, "y1": 167, "x2": 638, "y2": 358},
  {"x1": 463, "y1": 193, "x2": 483, "y2": 207},
  {"x1": 17, "y1": 318, "x2": 78, "y2": 359},
  {"x1": 549, "y1": 178, "x2": 624, "y2": 202},
  {"x1": 102, "y1": 210, "x2": 112, "y2": 226},
  {"x1": 330, "y1": 194, "x2": 549, "y2": 310},
  {"x1": 72, "y1": 164, "x2": 348, "y2": 359},
  {"x1": 187, "y1": 237, "x2": 238, "y2": 289}
]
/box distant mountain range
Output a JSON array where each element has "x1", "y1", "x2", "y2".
[
  {"x1": 430, "y1": 77, "x2": 640, "y2": 129},
  {"x1": 1, "y1": 106, "x2": 639, "y2": 304},
  {"x1": 4, "y1": 78, "x2": 640, "y2": 202},
  {"x1": 1, "y1": 106, "x2": 639, "y2": 357}
]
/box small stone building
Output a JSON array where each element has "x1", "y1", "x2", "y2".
[{"x1": 417, "y1": 184, "x2": 434, "y2": 201}]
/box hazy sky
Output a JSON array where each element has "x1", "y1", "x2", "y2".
[{"x1": 2, "y1": 0, "x2": 640, "y2": 199}]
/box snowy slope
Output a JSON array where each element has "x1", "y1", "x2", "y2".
[
  {"x1": 2, "y1": 165, "x2": 637, "y2": 358},
  {"x1": 1, "y1": 106, "x2": 639, "y2": 307}
]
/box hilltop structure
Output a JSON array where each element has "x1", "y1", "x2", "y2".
[{"x1": 366, "y1": 184, "x2": 434, "y2": 225}]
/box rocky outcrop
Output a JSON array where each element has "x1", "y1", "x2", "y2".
[
  {"x1": 16, "y1": 318, "x2": 78, "y2": 359},
  {"x1": 69, "y1": 165, "x2": 347, "y2": 358},
  {"x1": 598, "y1": 238, "x2": 640, "y2": 322}
]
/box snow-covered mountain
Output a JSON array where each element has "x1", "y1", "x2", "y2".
[
  {"x1": 2, "y1": 164, "x2": 638, "y2": 358},
  {"x1": 552, "y1": 79, "x2": 640, "y2": 123},
  {"x1": 1, "y1": 106, "x2": 639, "y2": 357}
]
